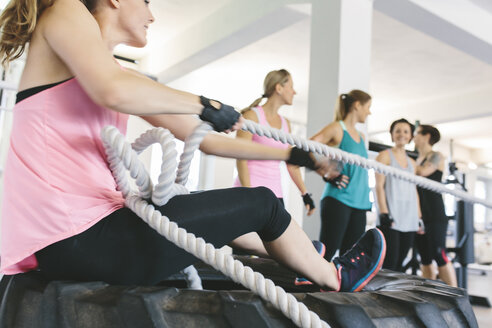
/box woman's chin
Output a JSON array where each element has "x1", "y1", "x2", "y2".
[{"x1": 125, "y1": 38, "x2": 147, "y2": 49}]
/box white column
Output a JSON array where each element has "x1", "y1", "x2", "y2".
[
  {"x1": 486, "y1": 180, "x2": 492, "y2": 230},
  {"x1": 303, "y1": 0, "x2": 373, "y2": 239}
]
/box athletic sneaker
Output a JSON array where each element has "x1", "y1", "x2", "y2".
[
  {"x1": 332, "y1": 228, "x2": 386, "y2": 292},
  {"x1": 294, "y1": 240, "x2": 326, "y2": 286}
]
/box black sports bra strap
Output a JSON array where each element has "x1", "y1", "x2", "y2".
[{"x1": 16, "y1": 78, "x2": 72, "y2": 104}]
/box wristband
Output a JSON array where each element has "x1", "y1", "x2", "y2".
[
  {"x1": 287, "y1": 148, "x2": 317, "y2": 170},
  {"x1": 379, "y1": 213, "x2": 394, "y2": 228},
  {"x1": 302, "y1": 193, "x2": 315, "y2": 211}
]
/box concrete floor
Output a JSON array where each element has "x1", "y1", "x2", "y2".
[{"x1": 468, "y1": 265, "x2": 492, "y2": 328}]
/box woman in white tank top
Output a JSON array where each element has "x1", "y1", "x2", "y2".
[{"x1": 375, "y1": 119, "x2": 421, "y2": 271}]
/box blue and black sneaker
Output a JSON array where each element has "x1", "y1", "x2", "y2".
[
  {"x1": 332, "y1": 228, "x2": 386, "y2": 292},
  {"x1": 295, "y1": 240, "x2": 326, "y2": 286}
]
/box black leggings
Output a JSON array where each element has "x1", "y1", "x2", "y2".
[
  {"x1": 320, "y1": 196, "x2": 367, "y2": 261},
  {"x1": 35, "y1": 187, "x2": 291, "y2": 285},
  {"x1": 415, "y1": 219, "x2": 450, "y2": 266},
  {"x1": 378, "y1": 226, "x2": 415, "y2": 271}
]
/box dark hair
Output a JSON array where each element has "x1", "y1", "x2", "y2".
[
  {"x1": 419, "y1": 124, "x2": 441, "y2": 145},
  {"x1": 390, "y1": 118, "x2": 415, "y2": 137},
  {"x1": 334, "y1": 89, "x2": 371, "y2": 121}
]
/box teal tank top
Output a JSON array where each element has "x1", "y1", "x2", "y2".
[{"x1": 322, "y1": 121, "x2": 371, "y2": 210}]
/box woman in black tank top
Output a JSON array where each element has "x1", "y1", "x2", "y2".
[
  {"x1": 414, "y1": 125, "x2": 457, "y2": 287},
  {"x1": 417, "y1": 158, "x2": 447, "y2": 223}
]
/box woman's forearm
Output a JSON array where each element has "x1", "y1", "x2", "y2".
[
  {"x1": 287, "y1": 164, "x2": 307, "y2": 195},
  {"x1": 200, "y1": 133, "x2": 290, "y2": 160},
  {"x1": 237, "y1": 160, "x2": 251, "y2": 187},
  {"x1": 375, "y1": 186, "x2": 389, "y2": 214},
  {"x1": 142, "y1": 114, "x2": 289, "y2": 160},
  {"x1": 375, "y1": 174, "x2": 389, "y2": 214},
  {"x1": 416, "y1": 190, "x2": 422, "y2": 218}
]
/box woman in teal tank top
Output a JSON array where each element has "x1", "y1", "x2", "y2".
[{"x1": 311, "y1": 90, "x2": 372, "y2": 260}]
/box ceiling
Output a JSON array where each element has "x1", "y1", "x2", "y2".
[{"x1": 115, "y1": 0, "x2": 492, "y2": 166}]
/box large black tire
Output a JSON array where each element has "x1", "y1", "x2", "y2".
[{"x1": 0, "y1": 256, "x2": 478, "y2": 328}]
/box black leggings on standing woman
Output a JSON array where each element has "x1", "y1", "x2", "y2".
[
  {"x1": 35, "y1": 187, "x2": 291, "y2": 286},
  {"x1": 378, "y1": 226, "x2": 415, "y2": 271},
  {"x1": 320, "y1": 196, "x2": 367, "y2": 261}
]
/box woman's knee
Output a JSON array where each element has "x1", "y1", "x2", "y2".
[
  {"x1": 245, "y1": 187, "x2": 284, "y2": 219},
  {"x1": 434, "y1": 247, "x2": 450, "y2": 266},
  {"x1": 250, "y1": 186, "x2": 278, "y2": 202},
  {"x1": 247, "y1": 187, "x2": 291, "y2": 242}
]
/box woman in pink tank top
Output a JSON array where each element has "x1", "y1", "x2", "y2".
[
  {"x1": 0, "y1": 0, "x2": 386, "y2": 294},
  {"x1": 235, "y1": 69, "x2": 315, "y2": 214}
]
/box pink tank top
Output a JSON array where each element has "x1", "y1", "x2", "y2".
[
  {"x1": 0, "y1": 78, "x2": 128, "y2": 274},
  {"x1": 233, "y1": 106, "x2": 289, "y2": 197}
]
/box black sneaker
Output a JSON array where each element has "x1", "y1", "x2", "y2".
[
  {"x1": 332, "y1": 228, "x2": 386, "y2": 292},
  {"x1": 295, "y1": 240, "x2": 326, "y2": 286}
]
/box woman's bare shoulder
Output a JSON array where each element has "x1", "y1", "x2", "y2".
[
  {"x1": 376, "y1": 149, "x2": 391, "y2": 164},
  {"x1": 242, "y1": 108, "x2": 259, "y2": 122},
  {"x1": 19, "y1": 0, "x2": 96, "y2": 89}
]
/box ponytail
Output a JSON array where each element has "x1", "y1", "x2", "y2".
[
  {"x1": 241, "y1": 68, "x2": 291, "y2": 114},
  {"x1": 241, "y1": 95, "x2": 264, "y2": 114},
  {"x1": 334, "y1": 89, "x2": 371, "y2": 121}
]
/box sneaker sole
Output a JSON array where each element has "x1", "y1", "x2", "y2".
[
  {"x1": 294, "y1": 279, "x2": 313, "y2": 286},
  {"x1": 294, "y1": 243, "x2": 327, "y2": 286},
  {"x1": 351, "y1": 228, "x2": 386, "y2": 292}
]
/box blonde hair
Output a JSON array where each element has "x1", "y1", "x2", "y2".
[
  {"x1": 334, "y1": 89, "x2": 371, "y2": 121},
  {"x1": 241, "y1": 69, "x2": 291, "y2": 114},
  {"x1": 0, "y1": 0, "x2": 97, "y2": 67}
]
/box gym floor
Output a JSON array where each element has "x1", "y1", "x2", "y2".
[{"x1": 468, "y1": 266, "x2": 492, "y2": 327}]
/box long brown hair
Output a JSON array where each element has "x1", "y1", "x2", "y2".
[
  {"x1": 0, "y1": 0, "x2": 97, "y2": 67},
  {"x1": 334, "y1": 89, "x2": 371, "y2": 121},
  {"x1": 241, "y1": 69, "x2": 291, "y2": 114}
]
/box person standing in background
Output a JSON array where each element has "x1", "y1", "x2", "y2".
[
  {"x1": 375, "y1": 118, "x2": 420, "y2": 271},
  {"x1": 235, "y1": 69, "x2": 315, "y2": 214},
  {"x1": 414, "y1": 125, "x2": 457, "y2": 287},
  {"x1": 310, "y1": 90, "x2": 372, "y2": 261}
]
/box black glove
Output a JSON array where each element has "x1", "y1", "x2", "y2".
[
  {"x1": 323, "y1": 173, "x2": 343, "y2": 188},
  {"x1": 379, "y1": 213, "x2": 394, "y2": 228},
  {"x1": 199, "y1": 95, "x2": 240, "y2": 132},
  {"x1": 302, "y1": 193, "x2": 315, "y2": 211},
  {"x1": 287, "y1": 147, "x2": 317, "y2": 170}
]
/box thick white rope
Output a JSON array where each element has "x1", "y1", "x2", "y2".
[
  {"x1": 181, "y1": 265, "x2": 202, "y2": 290},
  {"x1": 107, "y1": 125, "x2": 202, "y2": 288},
  {"x1": 102, "y1": 117, "x2": 488, "y2": 328},
  {"x1": 101, "y1": 124, "x2": 329, "y2": 328},
  {"x1": 241, "y1": 119, "x2": 492, "y2": 210}
]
